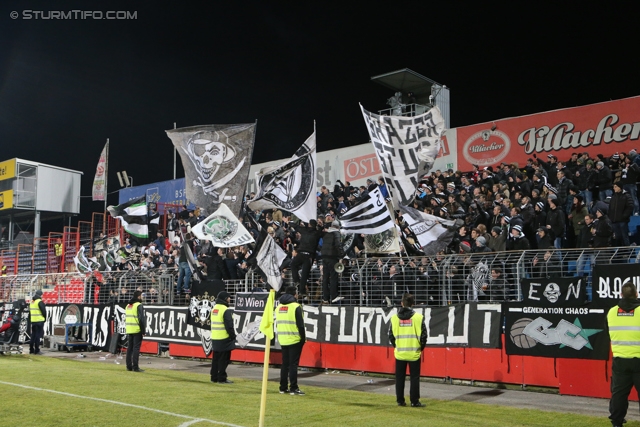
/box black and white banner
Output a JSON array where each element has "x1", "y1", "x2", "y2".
[
  {"x1": 191, "y1": 203, "x2": 255, "y2": 247},
  {"x1": 505, "y1": 303, "x2": 609, "y2": 359},
  {"x1": 167, "y1": 123, "x2": 256, "y2": 217},
  {"x1": 248, "y1": 132, "x2": 316, "y2": 222},
  {"x1": 399, "y1": 204, "x2": 455, "y2": 255},
  {"x1": 340, "y1": 187, "x2": 394, "y2": 235},
  {"x1": 360, "y1": 105, "x2": 445, "y2": 206},
  {"x1": 256, "y1": 234, "x2": 287, "y2": 291},
  {"x1": 187, "y1": 279, "x2": 226, "y2": 329},
  {"x1": 592, "y1": 264, "x2": 640, "y2": 308},
  {"x1": 44, "y1": 302, "x2": 501, "y2": 355},
  {"x1": 520, "y1": 277, "x2": 587, "y2": 308}
]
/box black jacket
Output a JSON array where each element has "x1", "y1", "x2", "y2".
[
  {"x1": 278, "y1": 293, "x2": 306, "y2": 342},
  {"x1": 388, "y1": 307, "x2": 428, "y2": 351},
  {"x1": 593, "y1": 216, "x2": 613, "y2": 247},
  {"x1": 321, "y1": 229, "x2": 344, "y2": 259},
  {"x1": 211, "y1": 299, "x2": 236, "y2": 352},
  {"x1": 545, "y1": 207, "x2": 565, "y2": 239},
  {"x1": 608, "y1": 191, "x2": 634, "y2": 223},
  {"x1": 296, "y1": 225, "x2": 322, "y2": 253}
]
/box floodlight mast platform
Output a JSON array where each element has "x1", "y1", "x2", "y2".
[{"x1": 371, "y1": 68, "x2": 450, "y2": 129}]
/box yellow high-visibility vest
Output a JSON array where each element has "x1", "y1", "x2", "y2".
[
  {"x1": 210, "y1": 305, "x2": 230, "y2": 340},
  {"x1": 54, "y1": 243, "x2": 63, "y2": 257},
  {"x1": 608, "y1": 304, "x2": 640, "y2": 358},
  {"x1": 391, "y1": 312, "x2": 423, "y2": 361},
  {"x1": 30, "y1": 299, "x2": 45, "y2": 323},
  {"x1": 276, "y1": 302, "x2": 301, "y2": 346},
  {"x1": 125, "y1": 302, "x2": 141, "y2": 334}
]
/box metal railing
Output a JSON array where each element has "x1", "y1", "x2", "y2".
[{"x1": 1, "y1": 246, "x2": 638, "y2": 306}]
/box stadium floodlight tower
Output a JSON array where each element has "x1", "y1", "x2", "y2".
[{"x1": 371, "y1": 68, "x2": 450, "y2": 129}]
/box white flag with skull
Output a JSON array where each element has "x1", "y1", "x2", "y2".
[
  {"x1": 191, "y1": 203, "x2": 255, "y2": 248},
  {"x1": 360, "y1": 105, "x2": 445, "y2": 207},
  {"x1": 248, "y1": 132, "x2": 316, "y2": 222},
  {"x1": 166, "y1": 123, "x2": 256, "y2": 216}
]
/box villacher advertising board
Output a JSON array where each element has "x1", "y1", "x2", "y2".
[
  {"x1": 505, "y1": 277, "x2": 609, "y2": 360},
  {"x1": 454, "y1": 95, "x2": 640, "y2": 171}
]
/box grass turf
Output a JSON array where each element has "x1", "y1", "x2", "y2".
[{"x1": 0, "y1": 355, "x2": 634, "y2": 427}]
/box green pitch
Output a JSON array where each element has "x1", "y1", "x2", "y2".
[{"x1": 0, "y1": 356, "x2": 633, "y2": 427}]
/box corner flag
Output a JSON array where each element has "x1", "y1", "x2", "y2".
[{"x1": 259, "y1": 290, "x2": 275, "y2": 340}]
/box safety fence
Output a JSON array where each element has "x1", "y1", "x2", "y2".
[{"x1": 1, "y1": 246, "x2": 638, "y2": 306}]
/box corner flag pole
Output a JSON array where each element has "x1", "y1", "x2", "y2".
[{"x1": 258, "y1": 289, "x2": 275, "y2": 427}]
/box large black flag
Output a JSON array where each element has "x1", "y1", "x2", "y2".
[{"x1": 167, "y1": 123, "x2": 256, "y2": 216}]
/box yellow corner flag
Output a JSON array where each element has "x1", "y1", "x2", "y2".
[
  {"x1": 258, "y1": 289, "x2": 275, "y2": 427},
  {"x1": 259, "y1": 289, "x2": 275, "y2": 340}
]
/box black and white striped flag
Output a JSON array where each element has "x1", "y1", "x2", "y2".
[
  {"x1": 107, "y1": 196, "x2": 148, "y2": 239},
  {"x1": 339, "y1": 187, "x2": 394, "y2": 235}
]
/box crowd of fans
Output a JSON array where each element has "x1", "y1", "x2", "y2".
[{"x1": 88, "y1": 148, "x2": 639, "y2": 306}]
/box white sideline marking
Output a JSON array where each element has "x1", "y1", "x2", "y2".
[{"x1": 0, "y1": 380, "x2": 245, "y2": 427}]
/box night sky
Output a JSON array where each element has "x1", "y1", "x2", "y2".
[{"x1": 1, "y1": 2, "x2": 639, "y2": 228}]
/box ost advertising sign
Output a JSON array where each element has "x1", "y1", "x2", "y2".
[
  {"x1": 455, "y1": 95, "x2": 640, "y2": 171},
  {"x1": 247, "y1": 140, "x2": 457, "y2": 195}
]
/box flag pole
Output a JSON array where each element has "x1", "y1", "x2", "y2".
[
  {"x1": 173, "y1": 122, "x2": 177, "y2": 180},
  {"x1": 104, "y1": 138, "x2": 109, "y2": 235},
  {"x1": 258, "y1": 289, "x2": 275, "y2": 427}
]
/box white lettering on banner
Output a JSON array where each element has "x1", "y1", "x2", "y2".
[
  {"x1": 518, "y1": 114, "x2": 640, "y2": 155},
  {"x1": 477, "y1": 304, "x2": 501, "y2": 344},
  {"x1": 166, "y1": 311, "x2": 176, "y2": 336},
  {"x1": 177, "y1": 313, "x2": 188, "y2": 337},
  {"x1": 424, "y1": 308, "x2": 445, "y2": 344},
  {"x1": 523, "y1": 307, "x2": 565, "y2": 314},
  {"x1": 597, "y1": 276, "x2": 640, "y2": 300},
  {"x1": 447, "y1": 305, "x2": 469, "y2": 344},
  {"x1": 528, "y1": 283, "x2": 541, "y2": 301},
  {"x1": 323, "y1": 306, "x2": 339, "y2": 342},
  {"x1": 303, "y1": 306, "x2": 319, "y2": 341},
  {"x1": 376, "y1": 308, "x2": 396, "y2": 345},
  {"x1": 566, "y1": 279, "x2": 581, "y2": 301},
  {"x1": 358, "y1": 307, "x2": 376, "y2": 344},
  {"x1": 339, "y1": 307, "x2": 357, "y2": 343},
  {"x1": 159, "y1": 312, "x2": 166, "y2": 335}
]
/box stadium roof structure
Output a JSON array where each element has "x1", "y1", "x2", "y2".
[{"x1": 370, "y1": 68, "x2": 444, "y2": 101}]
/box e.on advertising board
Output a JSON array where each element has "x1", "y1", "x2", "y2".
[{"x1": 455, "y1": 95, "x2": 640, "y2": 171}]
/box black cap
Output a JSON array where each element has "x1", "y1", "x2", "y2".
[{"x1": 217, "y1": 291, "x2": 231, "y2": 301}]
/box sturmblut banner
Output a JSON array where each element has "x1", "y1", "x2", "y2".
[
  {"x1": 44, "y1": 302, "x2": 502, "y2": 355},
  {"x1": 506, "y1": 276, "x2": 607, "y2": 360},
  {"x1": 592, "y1": 264, "x2": 640, "y2": 309}
]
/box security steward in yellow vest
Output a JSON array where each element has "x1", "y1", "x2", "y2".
[
  {"x1": 210, "y1": 291, "x2": 236, "y2": 384},
  {"x1": 276, "y1": 286, "x2": 306, "y2": 395},
  {"x1": 29, "y1": 290, "x2": 46, "y2": 355},
  {"x1": 389, "y1": 293, "x2": 427, "y2": 407},
  {"x1": 125, "y1": 290, "x2": 146, "y2": 372},
  {"x1": 607, "y1": 282, "x2": 640, "y2": 427}
]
